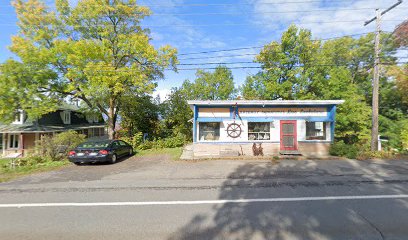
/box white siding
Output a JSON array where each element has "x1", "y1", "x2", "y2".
[
  {"x1": 270, "y1": 120, "x2": 280, "y2": 142},
  {"x1": 297, "y1": 120, "x2": 306, "y2": 141}
]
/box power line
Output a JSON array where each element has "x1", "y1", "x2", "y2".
[
  {"x1": 4, "y1": 7, "x2": 407, "y2": 16},
  {"x1": 140, "y1": 0, "x2": 394, "y2": 7},
  {"x1": 0, "y1": 19, "x2": 404, "y2": 28},
  {"x1": 152, "y1": 7, "x2": 408, "y2": 16},
  {"x1": 178, "y1": 32, "x2": 374, "y2": 56},
  {"x1": 179, "y1": 53, "x2": 259, "y2": 61},
  {"x1": 179, "y1": 61, "x2": 257, "y2": 66}
]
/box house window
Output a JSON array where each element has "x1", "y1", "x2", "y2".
[
  {"x1": 92, "y1": 128, "x2": 101, "y2": 137},
  {"x1": 199, "y1": 122, "x2": 220, "y2": 141},
  {"x1": 248, "y1": 122, "x2": 270, "y2": 140},
  {"x1": 93, "y1": 115, "x2": 99, "y2": 123},
  {"x1": 8, "y1": 134, "x2": 20, "y2": 149},
  {"x1": 306, "y1": 122, "x2": 327, "y2": 140},
  {"x1": 62, "y1": 111, "x2": 71, "y2": 124},
  {"x1": 12, "y1": 111, "x2": 24, "y2": 124}
]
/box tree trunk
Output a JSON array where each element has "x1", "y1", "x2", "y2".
[{"x1": 107, "y1": 99, "x2": 116, "y2": 139}]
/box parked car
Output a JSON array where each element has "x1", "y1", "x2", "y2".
[{"x1": 68, "y1": 140, "x2": 133, "y2": 165}]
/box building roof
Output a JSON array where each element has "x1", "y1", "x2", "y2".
[
  {"x1": 187, "y1": 100, "x2": 345, "y2": 107},
  {"x1": 0, "y1": 123, "x2": 105, "y2": 133},
  {"x1": 0, "y1": 109, "x2": 105, "y2": 133}
]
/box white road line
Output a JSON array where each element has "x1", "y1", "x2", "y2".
[{"x1": 1, "y1": 194, "x2": 408, "y2": 208}]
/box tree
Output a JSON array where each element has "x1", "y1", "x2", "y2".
[
  {"x1": 387, "y1": 64, "x2": 408, "y2": 106},
  {"x1": 119, "y1": 94, "x2": 160, "y2": 138},
  {"x1": 241, "y1": 73, "x2": 269, "y2": 100},
  {"x1": 394, "y1": 20, "x2": 408, "y2": 47},
  {"x1": 0, "y1": 60, "x2": 59, "y2": 121},
  {"x1": 253, "y1": 25, "x2": 322, "y2": 100},
  {"x1": 182, "y1": 65, "x2": 237, "y2": 100},
  {"x1": 243, "y1": 25, "x2": 374, "y2": 144},
  {"x1": 160, "y1": 88, "x2": 193, "y2": 141},
  {"x1": 4, "y1": 0, "x2": 177, "y2": 139}
]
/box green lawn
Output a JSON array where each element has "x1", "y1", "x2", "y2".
[
  {"x1": 0, "y1": 158, "x2": 69, "y2": 183},
  {"x1": 136, "y1": 147, "x2": 183, "y2": 160}
]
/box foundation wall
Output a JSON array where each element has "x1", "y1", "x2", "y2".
[
  {"x1": 298, "y1": 142, "x2": 331, "y2": 157},
  {"x1": 192, "y1": 141, "x2": 331, "y2": 158}
]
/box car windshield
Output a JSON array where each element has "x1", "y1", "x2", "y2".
[{"x1": 77, "y1": 141, "x2": 110, "y2": 149}]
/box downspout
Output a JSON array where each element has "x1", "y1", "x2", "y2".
[
  {"x1": 193, "y1": 105, "x2": 198, "y2": 143},
  {"x1": 330, "y1": 105, "x2": 337, "y2": 143}
]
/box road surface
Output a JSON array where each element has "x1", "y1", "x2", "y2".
[{"x1": 1, "y1": 154, "x2": 408, "y2": 240}]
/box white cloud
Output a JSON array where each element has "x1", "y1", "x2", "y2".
[
  {"x1": 143, "y1": 1, "x2": 227, "y2": 50},
  {"x1": 249, "y1": 0, "x2": 408, "y2": 39},
  {"x1": 153, "y1": 88, "x2": 172, "y2": 102}
]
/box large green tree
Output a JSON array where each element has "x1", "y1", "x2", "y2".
[
  {"x1": 160, "y1": 88, "x2": 193, "y2": 141},
  {"x1": 159, "y1": 65, "x2": 237, "y2": 141},
  {"x1": 182, "y1": 65, "x2": 237, "y2": 100},
  {"x1": 2, "y1": 0, "x2": 177, "y2": 138},
  {"x1": 119, "y1": 94, "x2": 160, "y2": 138},
  {"x1": 243, "y1": 25, "x2": 376, "y2": 144}
]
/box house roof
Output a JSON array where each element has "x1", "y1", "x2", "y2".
[
  {"x1": 0, "y1": 108, "x2": 105, "y2": 133},
  {"x1": 0, "y1": 123, "x2": 105, "y2": 133},
  {"x1": 187, "y1": 100, "x2": 345, "y2": 108}
]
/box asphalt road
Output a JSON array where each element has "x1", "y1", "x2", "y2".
[{"x1": 1, "y1": 154, "x2": 408, "y2": 240}]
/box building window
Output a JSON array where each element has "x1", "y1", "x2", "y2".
[
  {"x1": 199, "y1": 122, "x2": 220, "y2": 141},
  {"x1": 8, "y1": 134, "x2": 20, "y2": 149},
  {"x1": 12, "y1": 111, "x2": 24, "y2": 124},
  {"x1": 306, "y1": 122, "x2": 327, "y2": 140},
  {"x1": 62, "y1": 111, "x2": 71, "y2": 124},
  {"x1": 248, "y1": 122, "x2": 270, "y2": 140}
]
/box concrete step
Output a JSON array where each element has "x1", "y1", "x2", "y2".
[
  {"x1": 280, "y1": 150, "x2": 302, "y2": 155},
  {"x1": 180, "y1": 144, "x2": 194, "y2": 160}
]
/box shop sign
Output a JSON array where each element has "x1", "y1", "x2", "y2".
[{"x1": 239, "y1": 108, "x2": 327, "y2": 117}]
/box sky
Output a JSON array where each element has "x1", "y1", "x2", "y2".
[{"x1": 0, "y1": 0, "x2": 407, "y2": 101}]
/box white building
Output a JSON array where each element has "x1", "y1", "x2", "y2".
[{"x1": 187, "y1": 100, "x2": 344, "y2": 158}]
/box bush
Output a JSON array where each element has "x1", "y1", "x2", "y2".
[
  {"x1": 120, "y1": 132, "x2": 143, "y2": 150},
  {"x1": 329, "y1": 141, "x2": 359, "y2": 159},
  {"x1": 123, "y1": 133, "x2": 186, "y2": 151},
  {"x1": 356, "y1": 151, "x2": 395, "y2": 160},
  {"x1": 401, "y1": 121, "x2": 408, "y2": 151},
  {"x1": 35, "y1": 131, "x2": 86, "y2": 160}
]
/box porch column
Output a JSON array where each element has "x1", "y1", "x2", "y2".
[
  {"x1": 2, "y1": 133, "x2": 5, "y2": 156},
  {"x1": 19, "y1": 133, "x2": 24, "y2": 156},
  {"x1": 193, "y1": 105, "x2": 198, "y2": 142},
  {"x1": 35, "y1": 132, "x2": 40, "y2": 154}
]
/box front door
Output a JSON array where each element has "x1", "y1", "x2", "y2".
[{"x1": 280, "y1": 120, "x2": 297, "y2": 151}]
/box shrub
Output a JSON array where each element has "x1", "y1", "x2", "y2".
[
  {"x1": 120, "y1": 132, "x2": 143, "y2": 150},
  {"x1": 356, "y1": 151, "x2": 395, "y2": 160},
  {"x1": 329, "y1": 141, "x2": 359, "y2": 159},
  {"x1": 132, "y1": 134, "x2": 186, "y2": 150},
  {"x1": 138, "y1": 141, "x2": 154, "y2": 150},
  {"x1": 35, "y1": 131, "x2": 86, "y2": 160},
  {"x1": 401, "y1": 121, "x2": 408, "y2": 151}
]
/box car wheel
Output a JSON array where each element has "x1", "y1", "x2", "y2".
[
  {"x1": 110, "y1": 154, "x2": 117, "y2": 164},
  {"x1": 74, "y1": 162, "x2": 81, "y2": 166},
  {"x1": 129, "y1": 148, "x2": 133, "y2": 156}
]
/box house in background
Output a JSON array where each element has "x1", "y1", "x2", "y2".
[{"x1": 0, "y1": 105, "x2": 106, "y2": 157}]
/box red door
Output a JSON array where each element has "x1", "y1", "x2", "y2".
[{"x1": 280, "y1": 120, "x2": 297, "y2": 151}]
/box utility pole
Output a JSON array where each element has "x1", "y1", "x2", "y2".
[{"x1": 364, "y1": 0, "x2": 403, "y2": 151}]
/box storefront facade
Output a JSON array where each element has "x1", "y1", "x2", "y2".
[{"x1": 188, "y1": 100, "x2": 344, "y2": 158}]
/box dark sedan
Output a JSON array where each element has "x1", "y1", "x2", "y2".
[{"x1": 68, "y1": 140, "x2": 133, "y2": 165}]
